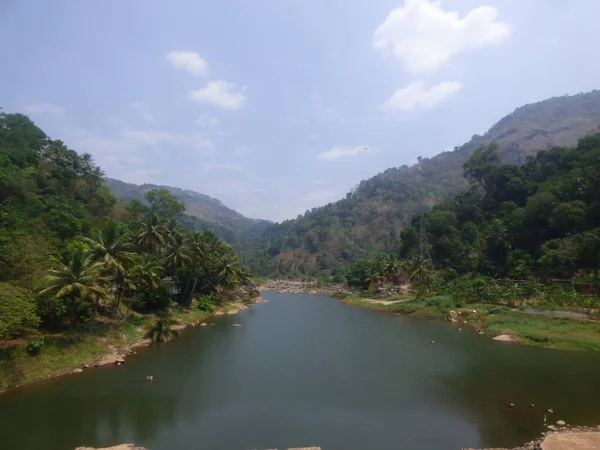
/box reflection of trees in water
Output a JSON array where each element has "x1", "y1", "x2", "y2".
[
  {"x1": 435, "y1": 348, "x2": 600, "y2": 448},
  {"x1": 0, "y1": 324, "x2": 238, "y2": 450}
]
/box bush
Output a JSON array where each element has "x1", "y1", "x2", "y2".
[
  {"x1": 488, "y1": 306, "x2": 510, "y2": 315},
  {"x1": 26, "y1": 338, "x2": 45, "y2": 355},
  {"x1": 197, "y1": 295, "x2": 216, "y2": 313},
  {"x1": 425, "y1": 295, "x2": 452, "y2": 306},
  {"x1": 131, "y1": 282, "x2": 171, "y2": 312},
  {"x1": 0, "y1": 283, "x2": 40, "y2": 339}
]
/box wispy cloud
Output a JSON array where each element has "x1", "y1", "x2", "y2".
[
  {"x1": 189, "y1": 80, "x2": 246, "y2": 110},
  {"x1": 203, "y1": 163, "x2": 242, "y2": 173},
  {"x1": 166, "y1": 50, "x2": 209, "y2": 76},
  {"x1": 382, "y1": 80, "x2": 463, "y2": 111},
  {"x1": 196, "y1": 114, "x2": 218, "y2": 127},
  {"x1": 317, "y1": 145, "x2": 372, "y2": 161}
]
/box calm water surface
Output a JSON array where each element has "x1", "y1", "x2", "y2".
[{"x1": 2, "y1": 291, "x2": 600, "y2": 450}]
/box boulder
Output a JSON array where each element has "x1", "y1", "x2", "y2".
[
  {"x1": 547, "y1": 425, "x2": 557, "y2": 431},
  {"x1": 557, "y1": 420, "x2": 566, "y2": 426},
  {"x1": 72, "y1": 368, "x2": 83, "y2": 374},
  {"x1": 447, "y1": 311, "x2": 458, "y2": 323},
  {"x1": 200, "y1": 323, "x2": 208, "y2": 327},
  {"x1": 493, "y1": 334, "x2": 517, "y2": 342}
]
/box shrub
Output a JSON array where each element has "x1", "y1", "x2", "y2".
[
  {"x1": 488, "y1": 306, "x2": 510, "y2": 315},
  {"x1": 0, "y1": 283, "x2": 40, "y2": 339},
  {"x1": 197, "y1": 295, "x2": 216, "y2": 313},
  {"x1": 26, "y1": 338, "x2": 45, "y2": 355},
  {"x1": 425, "y1": 295, "x2": 452, "y2": 306}
]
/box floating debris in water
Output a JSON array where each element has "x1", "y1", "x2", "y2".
[{"x1": 146, "y1": 376, "x2": 153, "y2": 382}]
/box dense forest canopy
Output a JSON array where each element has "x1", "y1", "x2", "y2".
[{"x1": 0, "y1": 112, "x2": 251, "y2": 341}]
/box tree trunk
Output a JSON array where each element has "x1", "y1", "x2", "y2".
[
  {"x1": 90, "y1": 296, "x2": 97, "y2": 333},
  {"x1": 114, "y1": 282, "x2": 124, "y2": 317}
]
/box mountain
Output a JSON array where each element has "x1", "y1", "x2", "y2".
[
  {"x1": 106, "y1": 178, "x2": 271, "y2": 243},
  {"x1": 245, "y1": 90, "x2": 600, "y2": 278}
]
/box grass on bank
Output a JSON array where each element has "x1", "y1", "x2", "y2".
[
  {"x1": 0, "y1": 300, "x2": 239, "y2": 393},
  {"x1": 338, "y1": 293, "x2": 600, "y2": 353}
]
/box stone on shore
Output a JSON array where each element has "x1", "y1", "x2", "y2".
[
  {"x1": 447, "y1": 311, "x2": 458, "y2": 323},
  {"x1": 493, "y1": 334, "x2": 517, "y2": 342},
  {"x1": 557, "y1": 420, "x2": 566, "y2": 426},
  {"x1": 72, "y1": 368, "x2": 83, "y2": 374},
  {"x1": 200, "y1": 322, "x2": 208, "y2": 327}
]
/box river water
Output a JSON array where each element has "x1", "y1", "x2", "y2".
[{"x1": 2, "y1": 291, "x2": 600, "y2": 450}]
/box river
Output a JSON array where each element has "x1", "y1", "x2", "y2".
[{"x1": 2, "y1": 291, "x2": 600, "y2": 450}]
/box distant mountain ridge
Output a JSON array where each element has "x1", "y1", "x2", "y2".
[
  {"x1": 242, "y1": 90, "x2": 600, "y2": 277},
  {"x1": 106, "y1": 178, "x2": 271, "y2": 243}
]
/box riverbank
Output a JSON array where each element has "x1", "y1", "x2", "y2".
[
  {"x1": 465, "y1": 425, "x2": 600, "y2": 450},
  {"x1": 336, "y1": 293, "x2": 600, "y2": 352},
  {"x1": 0, "y1": 296, "x2": 265, "y2": 394}
]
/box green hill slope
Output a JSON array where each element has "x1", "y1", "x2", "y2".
[
  {"x1": 106, "y1": 178, "x2": 271, "y2": 244},
  {"x1": 245, "y1": 90, "x2": 600, "y2": 277}
]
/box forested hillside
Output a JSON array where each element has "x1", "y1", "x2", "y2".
[
  {"x1": 243, "y1": 91, "x2": 600, "y2": 278},
  {"x1": 347, "y1": 133, "x2": 600, "y2": 300},
  {"x1": 106, "y1": 178, "x2": 271, "y2": 244},
  {"x1": 0, "y1": 111, "x2": 251, "y2": 344}
]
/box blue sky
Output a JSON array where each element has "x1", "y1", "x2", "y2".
[{"x1": 2, "y1": 0, "x2": 600, "y2": 221}]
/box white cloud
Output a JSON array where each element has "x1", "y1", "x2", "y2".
[
  {"x1": 196, "y1": 114, "x2": 218, "y2": 127},
  {"x1": 202, "y1": 163, "x2": 242, "y2": 173},
  {"x1": 166, "y1": 50, "x2": 209, "y2": 76},
  {"x1": 128, "y1": 102, "x2": 154, "y2": 121},
  {"x1": 23, "y1": 102, "x2": 64, "y2": 115},
  {"x1": 382, "y1": 80, "x2": 463, "y2": 111},
  {"x1": 317, "y1": 145, "x2": 372, "y2": 161},
  {"x1": 189, "y1": 81, "x2": 246, "y2": 110},
  {"x1": 373, "y1": 0, "x2": 510, "y2": 75}
]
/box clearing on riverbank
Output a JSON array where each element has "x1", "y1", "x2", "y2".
[{"x1": 338, "y1": 294, "x2": 600, "y2": 353}]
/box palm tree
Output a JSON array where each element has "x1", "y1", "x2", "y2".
[
  {"x1": 163, "y1": 231, "x2": 191, "y2": 277},
  {"x1": 144, "y1": 316, "x2": 179, "y2": 343},
  {"x1": 39, "y1": 248, "x2": 106, "y2": 329},
  {"x1": 217, "y1": 252, "x2": 242, "y2": 288},
  {"x1": 137, "y1": 213, "x2": 166, "y2": 254},
  {"x1": 84, "y1": 220, "x2": 135, "y2": 275},
  {"x1": 384, "y1": 255, "x2": 405, "y2": 285},
  {"x1": 132, "y1": 253, "x2": 163, "y2": 289}
]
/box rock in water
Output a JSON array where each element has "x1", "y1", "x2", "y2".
[
  {"x1": 145, "y1": 376, "x2": 153, "y2": 382},
  {"x1": 200, "y1": 323, "x2": 208, "y2": 327},
  {"x1": 557, "y1": 420, "x2": 566, "y2": 426},
  {"x1": 493, "y1": 334, "x2": 517, "y2": 342},
  {"x1": 72, "y1": 368, "x2": 83, "y2": 374}
]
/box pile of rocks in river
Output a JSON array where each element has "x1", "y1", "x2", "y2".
[{"x1": 258, "y1": 279, "x2": 353, "y2": 295}]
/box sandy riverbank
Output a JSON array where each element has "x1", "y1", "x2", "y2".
[{"x1": 464, "y1": 425, "x2": 600, "y2": 450}]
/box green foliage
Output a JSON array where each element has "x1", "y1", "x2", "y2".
[
  {"x1": 144, "y1": 316, "x2": 179, "y2": 343},
  {"x1": 0, "y1": 111, "x2": 252, "y2": 341},
  {"x1": 244, "y1": 91, "x2": 600, "y2": 277},
  {"x1": 196, "y1": 295, "x2": 216, "y2": 313},
  {"x1": 26, "y1": 338, "x2": 45, "y2": 355},
  {"x1": 0, "y1": 284, "x2": 40, "y2": 339}
]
